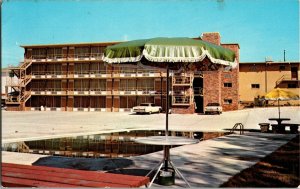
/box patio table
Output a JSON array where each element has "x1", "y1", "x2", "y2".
[
  {"x1": 268, "y1": 118, "x2": 291, "y2": 125},
  {"x1": 135, "y1": 136, "x2": 199, "y2": 187}
]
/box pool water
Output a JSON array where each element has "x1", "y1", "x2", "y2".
[{"x1": 3, "y1": 130, "x2": 228, "y2": 158}]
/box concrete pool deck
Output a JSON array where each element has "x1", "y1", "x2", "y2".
[
  {"x1": 2, "y1": 107, "x2": 299, "y2": 143},
  {"x1": 2, "y1": 107, "x2": 300, "y2": 187}
]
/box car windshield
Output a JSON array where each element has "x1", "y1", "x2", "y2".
[
  {"x1": 140, "y1": 103, "x2": 149, "y2": 106},
  {"x1": 207, "y1": 103, "x2": 220, "y2": 106}
]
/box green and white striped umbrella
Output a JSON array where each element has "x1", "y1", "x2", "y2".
[
  {"x1": 104, "y1": 37, "x2": 237, "y2": 67},
  {"x1": 103, "y1": 36, "x2": 237, "y2": 175}
]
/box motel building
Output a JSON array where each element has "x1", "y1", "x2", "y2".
[
  {"x1": 4, "y1": 32, "x2": 299, "y2": 113},
  {"x1": 4, "y1": 32, "x2": 240, "y2": 113}
]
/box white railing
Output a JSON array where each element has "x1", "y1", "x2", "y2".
[
  {"x1": 28, "y1": 69, "x2": 165, "y2": 78},
  {"x1": 172, "y1": 77, "x2": 192, "y2": 85},
  {"x1": 172, "y1": 96, "x2": 192, "y2": 105},
  {"x1": 30, "y1": 53, "x2": 104, "y2": 61}
]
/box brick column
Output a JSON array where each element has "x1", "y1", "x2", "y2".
[
  {"x1": 221, "y1": 44, "x2": 240, "y2": 111},
  {"x1": 203, "y1": 70, "x2": 222, "y2": 107},
  {"x1": 201, "y1": 32, "x2": 221, "y2": 45}
]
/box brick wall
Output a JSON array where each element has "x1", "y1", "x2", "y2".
[
  {"x1": 221, "y1": 44, "x2": 240, "y2": 111},
  {"x1": 201, "y1": 32, "x2": 240, "y2": 112},
  {"x1": 201, "y1": 32, "x2": 221, "y2": 46},
  {"x1": 172, "y1": 104, "x2": 195, "y2": 114},
  {"x1": 203, "y1": 70, "x2": 222, "y2": 107}
]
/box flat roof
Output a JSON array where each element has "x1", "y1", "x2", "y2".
[
  {"x1": 221, "y1": 43, "x2": 240, "y2": 49},
  {"x1": 20, "y1": 37, "x2": 240, "y2": 49},
  {"x1": 20, "y1": 41, "x2": 122, "y2": 48}
]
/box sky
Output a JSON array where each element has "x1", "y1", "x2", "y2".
[{"x1": 1, "y1": 0, "x2": 299, "y2": 67}]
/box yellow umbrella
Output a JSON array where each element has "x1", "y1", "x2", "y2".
[{"x1": 264, "y1": 88, "x2": 299, "y2": 118}]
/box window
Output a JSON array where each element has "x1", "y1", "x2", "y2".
[
  {"x1": 224, "y1": 99, "x2": 232, "y2": 104},
  {"x1": 288, "y1": 83, "x2": 297, "y2": 88},
  {"x1": 32, "y1": 48, "x2": 46, "y2": 59},
  {"x1": 279, "y1": 65, "x2": 285, "y2": 70},
  {"x1": 224, "y1": 82, "x2": 232, "y2": 87},
  {"x1": 251, "y1": 84, "x2": 260, "y2": 89}
]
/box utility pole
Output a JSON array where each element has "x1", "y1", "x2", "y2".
[{"x1": 284, "y1": 50, "x2": 286, "y2": 62}]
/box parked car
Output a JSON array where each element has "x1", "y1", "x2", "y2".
[
  {"x1": 133, "y1": 103, "x2": 162, "y2": 114},
  {"x1": 204, "y1": 103, "x2": 222, "y2": 114},
  {"x1": 1, "y1": 104, "x2": 7, "y2": 111}
]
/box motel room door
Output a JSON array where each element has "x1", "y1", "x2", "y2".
[
  {"x1": 291, "y1": 67, "x2": 298, "y2": 80},
  {"x1": 193, "y1": 77, "x2": 204, "y2": 113}
]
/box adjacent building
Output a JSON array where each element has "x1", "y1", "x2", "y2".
[
  {"x1": 239, "y1": 61, "x2": 300, "y2": 106},
  {"x1": 5, "y1": 32, "x2": 240, "y2": 113}
]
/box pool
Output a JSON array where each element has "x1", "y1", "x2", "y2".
[{"x1": 2, "y1": 130, "x2": 229, "y2": 158}]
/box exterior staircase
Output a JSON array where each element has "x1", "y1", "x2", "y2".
[{"x1": 5, "y1": 60, "x2": 32, "y2": 110}]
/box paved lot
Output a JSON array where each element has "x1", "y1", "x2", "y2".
[
  {"x1": 2, "y1": 107, "x2": 300, "y2": 187},
  {"x1": 2, "y1": 107, "x2": 300, "y2": 143}
]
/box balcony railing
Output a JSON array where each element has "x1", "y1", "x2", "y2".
[
  {"x1": 29, "y1": 53, "x2": 104, "y2": 62},
  {"x1": 172, "y1": 96, "x2": 192, "y2": 105},
  {"x1": 275, "y1": 75, "x2": 298, "y2": 86},
  {"x1": 172, "y1": 77, "x2": 192, "y2": 85},
  {"x1": 30, "y1": 88, "x2": 66, "y2": 95},
  {"x1": 29, "y1": 69, "x2": 164, "y2": 78},
  {"x1": 32, "y1": 71, "x2": 67, "y2": 79}
]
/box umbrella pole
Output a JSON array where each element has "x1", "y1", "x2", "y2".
[
  {"x1": 166, "y1": 65, "x2": 169, "y2": 137},
  {"x1": 278, "y1": 99, "x2": 280, "y2": 119},
  {"x1": 164, "y1": 65, "x2": 170, "y2": 171}
]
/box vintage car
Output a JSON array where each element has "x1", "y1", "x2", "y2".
[
  {"x1": 132, "y1": 103, "x2": 162, "y2": 114},
  {"x1": 204, "y1": 102, "x2": 222, "y2": 115}
]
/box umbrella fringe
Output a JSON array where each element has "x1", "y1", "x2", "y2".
[
  {"x1": 143, "y1": 47, "x2": 237, "y2": 67},
  {"x1": 103, "y1": 54, "x2": 143, "y2": 63}
]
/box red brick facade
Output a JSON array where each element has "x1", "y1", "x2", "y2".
[
  {"x1": 202, "y1": 33, "x2": 240, "y2": 112},
  {"x1": 172, "y1": 104, "x2": 195, "y2": 114},
  {"x1": 203, "y1": 70, "x2": 222, "y2": 109},
  {"x1": 221, "y1": 44, "x2": 240, "y2": 111}
]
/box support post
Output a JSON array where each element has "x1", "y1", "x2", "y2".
[{"x1": 164, "y1": 65, "x2": 170, "y2": 170}]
